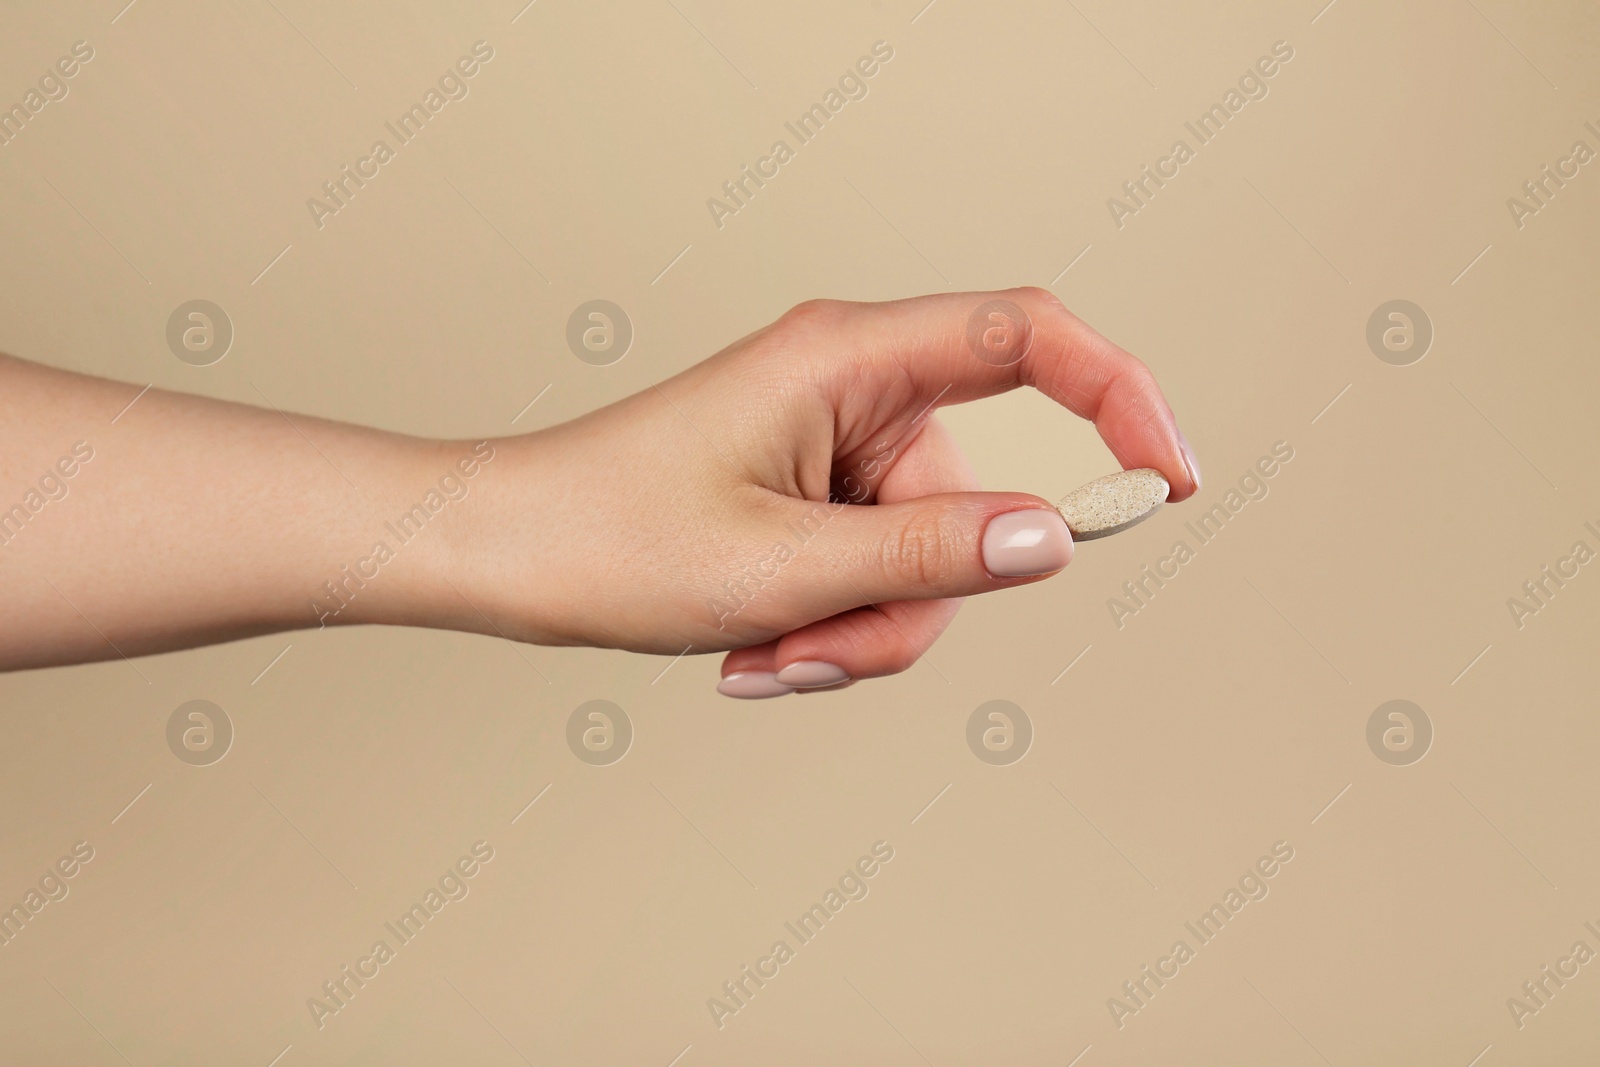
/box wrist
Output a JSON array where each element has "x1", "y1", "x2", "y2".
[
  {"x1": 392, "y1": 430, "x2": 577, "y2": 646},
  {"x1": 309, "y1": 434, "x2": 499, "y2": 637}
]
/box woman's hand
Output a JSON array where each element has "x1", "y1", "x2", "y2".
[
  {"x1": 0, "y1": 288, "x2": 1196, "y2": 689},
  {"x1": 446, "y1": 288, "x2": 1200, "y2": 697}
]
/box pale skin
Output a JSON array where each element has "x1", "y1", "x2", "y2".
[{"x1": 0, "y1": 288, "x2": 1199, "y2": 696}]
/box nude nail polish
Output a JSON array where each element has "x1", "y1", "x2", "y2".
[
  {"x1": 775, "y1": 661, "x2": 850, "y2": 688},
  {"x1": 717, "y1": 672, "x2": 795, "y2": 699},
  {"x1": 982, "y1": 510, "x2": 1073, "y2": 577}
]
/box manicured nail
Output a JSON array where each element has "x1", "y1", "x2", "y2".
[
  {"x1": 1177, "y1": 428, "x2": 1201, "y2": 495},
  {"x1": 796, "y1": 680, "x2": 856, "y2": 694},
  {"x1": 775, "y1": 660, "x2": 851, "y2": 688},
  {"x1": 717, "y1": 671, "x2": 795, "y2": 699},
  {"x1": 982, "y1": 509, "x2": 1073, "y2": 577}
]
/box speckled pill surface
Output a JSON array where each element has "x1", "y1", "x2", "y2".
[{"x1": 1055, "y1": 468, "x2": 1169, "y2": 541}]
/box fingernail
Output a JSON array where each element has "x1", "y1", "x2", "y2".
[
  {"x1": 796, "y1": 680, "x2": 856, "y2": 694},
  {"x1": 1177, "y1": 428, "x2": 1202, "y2": 495},
  {"x1": 982, "y1": 509, "x2": 1073, "y2": 577},
  {"x1": 775, "y1": 660, "x2": 851, "y2": 688},
  {"x1": 716, "y1": 671, "x2": 795, "y2": 699}
]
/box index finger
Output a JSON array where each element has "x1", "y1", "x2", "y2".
[{"x1": 796, "y1": 287, "x2": 1201, "y2": 501}]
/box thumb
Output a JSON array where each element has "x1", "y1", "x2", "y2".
[{"x1": 797, "y1": 493, "x2": 1074, "y2": 609}]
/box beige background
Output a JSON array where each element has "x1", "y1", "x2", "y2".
[{"x1": 2, "y1": 0, "x2": 1598, "y2": 1063}]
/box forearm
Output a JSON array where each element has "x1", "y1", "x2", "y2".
[{"x1": 0, "y1": 353, "x2": 480, "y2": 669}]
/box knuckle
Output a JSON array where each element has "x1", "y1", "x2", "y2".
[
  {"x1": 1010, "y1": 285, "x2": 1066, "y2": 315},
  {"x1": 879, "y1": 642, "x2": 921, "y2": 676},
  {"x1": 881, "y1": 508, "x2": 960, "y2": 589},
  {"x1": 1121, "y1": 356, "x2": 1158, "y2": 391},
  {"x1": 778, "y1": 298, "x2": 846, "y2": 334},
  {"x1": 1121, "y1": 359, "x2": 1164, "y2": 405}
]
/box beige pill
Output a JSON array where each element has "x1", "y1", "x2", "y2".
[{"x1": 1055, "y1": 468, "x2": 1169, "y2": 541}]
